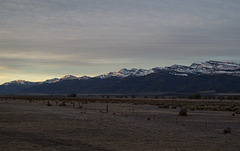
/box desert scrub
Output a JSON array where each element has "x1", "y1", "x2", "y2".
[
  {"x1": 47, "y1": 101, "x2": 52, "y2": 106},
  {"x1": 59, "y1": 101, "x2": 67, "y2": 106},
  {"x1": 233, "y1": 106, "x2": 240, "y2": 112},
  {"x1": 179, "y1": 108, "x2": 188, "y2": 116},
  {"x1": 189, "y1": 106, "x2": 195, "y2": 111},
  {"x1": 235, "y1": 109, "x2": 240, "y2": 114},
  {"x1": 223, "y1": 127, "x2": 231, "y2": 134},
  {"x1": 158, "y1": 104, "x2": 169, "y2": 108}
]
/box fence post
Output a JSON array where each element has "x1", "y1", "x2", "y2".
[{"x1": 106, "y1": 105, "x2": 109, "y2": 113}]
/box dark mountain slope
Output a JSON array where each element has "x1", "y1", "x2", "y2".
[{"x1": 21, "y1": 72, "x2": 240, "y2": 94}]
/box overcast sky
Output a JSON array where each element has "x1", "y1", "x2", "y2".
[{"x1": 0, "y1": 0, "x2": 240, "y2": 84}]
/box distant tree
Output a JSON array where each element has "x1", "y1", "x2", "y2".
[
  {"x1": 217, "y1": 96, "x2": 225, "y2": 100},
  {"x1": 204, "y1": 95, "x2": 215, "y2": 100},
  {"x1": 115, "y1": 95, "x2": 123, "y2": 98},
  {"x1": 188, "y1": 93, "x2": 201, "y2": 99},
  {"x1": 67, "y1": 93, "x2": 77, "y2": 97},
  {"x1": 131, "y1": 95, "x2": 136, "y2": 98},
  {"x1": 233, "y1": 96, "x2": 239, "y2": 100}
]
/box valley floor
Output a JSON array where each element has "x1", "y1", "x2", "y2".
[{"x1": 0, "y1": 99, "x2": 240, "y2": 151}]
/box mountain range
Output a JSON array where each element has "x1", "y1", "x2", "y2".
[{"x1": 1, "y1": 60, "x2": 240, "y2": 94}]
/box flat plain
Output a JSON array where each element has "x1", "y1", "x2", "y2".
[{"x1": 0, "y1": 97, "x2": 240, "y2": 151}]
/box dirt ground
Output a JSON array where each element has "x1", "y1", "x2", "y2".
[{"x1": 0, "y1": 99, "x2": 240, "y2": 151}]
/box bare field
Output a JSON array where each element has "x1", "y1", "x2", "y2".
[{"x1": 0, "y1": 98, "x2": 240, "y2": 151}]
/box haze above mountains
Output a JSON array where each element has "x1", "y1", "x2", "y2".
[{"x1": 1, "y1": 60, "x2": 240, "y2": 94}]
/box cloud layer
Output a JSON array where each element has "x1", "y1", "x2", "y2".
[{"x1": 0, "y1": 0, "x2": 240, "y2": 83}]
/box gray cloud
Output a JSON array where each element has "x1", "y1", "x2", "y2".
[{"x1": 0, "y1": 0, "x2": 240, "y2": 83}]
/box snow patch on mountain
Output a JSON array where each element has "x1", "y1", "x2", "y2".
[
  {"x1": 78, "y1": 76, "x2": 91, "y2": 80},
  {"x1": 96, "y1": 68, "x2": 155, "y2": 79},
  {"x1": 43, "y1": 75, "x2": 90, "y2": 83},
  {"x1": 3, "y1": 80, "x2": 31, "y2": 85},
  {"x1": 43, "y1": 78, "x2": 60, "y2": 84},
  {"x1": 165, "y1": 60, "x2": 240, "y2": 76},
  {"x1": 60, "y1": 75, "x2": 78, "y2": 80}
]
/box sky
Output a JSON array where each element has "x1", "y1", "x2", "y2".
[{"x1": 0, "y1": 0, "x2": 240, "y2": 84}]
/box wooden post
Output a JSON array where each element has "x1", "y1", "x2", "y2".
[{"x1": 106, "y1": 105, "x2": 109, "y2": 113}]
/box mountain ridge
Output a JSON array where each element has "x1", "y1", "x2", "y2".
[
  {"x1": 3, "y1": 60, "x2": 240, "y2": 85},
  {"x1": 1, "y1": 60, "x2": 240, "y2": 94}
]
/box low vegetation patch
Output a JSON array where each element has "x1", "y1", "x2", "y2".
[
  {"x1": 1, "y1": 95, "x2": 240, "y2": 112},
  {"x1": 223, "y1": 127, "x2": 231, "y2": 134},
  {"x1": 59, "y1": 101, "x2": 67, "y2": 106},
  {"x1": 47, "y1": 101, "x2": 52, "y2": 106},
  {"x1": 179, "y1": 108, "x2": 188, "y2": 116}
]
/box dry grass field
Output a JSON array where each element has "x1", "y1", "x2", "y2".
[{"x1": 0, "y1": 97, "x2": 240, "y2": 151}]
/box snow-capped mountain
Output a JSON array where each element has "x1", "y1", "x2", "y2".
[
  {"x1": 43, "y1": 75, "x2": 90, "y2": 83},
  {"x1": 1, "y1": 60, "x2": 240, "y2": 94},
  {"x1": 78, "y1": 76, "x2": 90, "y2": 80},
  {"x1": 96, "y1": 68, "x2": 155, "y2": 79},
  {"x1": 60, "y1": 75, "x2": 78, "y2": 80},
  {"x1": 43, "y1": 78, "x2": 60, "y2": 84},
  {"x1": 96, "y1": 60, "x2": 240, "y2": 78},
  {"x1": 2, "y1": 75, "x2": 79, "y2": 86},
  {"x1": 1, "y1": 80, "x2": 41, "y2": 94},
  {"x1": 2, "y1": 60, "x2": 240, "y2": 87},
  {"x1": 190, "y1": 60, "x2": 240, "y2": 73},
  {"x1": 3, "y1": 80, "x2": 36, "y2": 86},
  {"x1": 165, "y1": 60, "x2": 240, "y2": 76}
]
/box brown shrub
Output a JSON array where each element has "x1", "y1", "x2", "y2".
[
  {"x1": 223, "y1": 127, "x2": 231, "y2": 134},
  {"x1": 179, "y1": 108, "x2": 188, "y2": 116}
]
